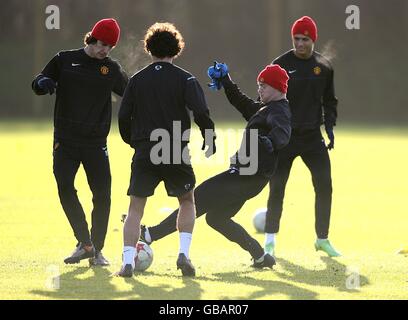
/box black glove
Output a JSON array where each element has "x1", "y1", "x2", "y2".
[
  {"x1": 325, "y1": 125, "x2": 335, "y2": 150},
  {"x1": 201, "y1": 129, "x2": 216, "y2": 158},
  {"x1": 37, "y1": 77, "x2": 57, "y2": 95},
  {"x1": 258, "y1": 135, "x2": 274, "y2": 154}
]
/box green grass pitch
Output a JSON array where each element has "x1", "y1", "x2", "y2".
[{"x1": 1, "y1": 121, "x2": 407, "y2": 300}]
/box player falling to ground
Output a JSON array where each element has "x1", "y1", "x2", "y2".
[
  {"x1": 32, "y1": 19, "x2": 128, "y2": 266},
  {"x1": 140, "y1": 63, "x2": 291, "y2": 268},
  {"x1": 264, "y1": 16, "x2": 340, "y2": 257},
  {"x1": 116, "y1": 22, "x2": 216, "y2": 277}
]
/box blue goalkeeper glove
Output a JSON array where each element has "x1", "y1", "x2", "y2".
[
  {"x1": 207, "y1": 61, "x2": 229, "y2": 91},
  {"x1": 208, "y1": 61, "x2": 228, "y2": 79}
]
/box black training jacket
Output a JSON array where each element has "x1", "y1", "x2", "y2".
[
  {"x1": 273, "y1": 49, "x2": 338, "y2": 130},
  {"x1": 32, "y1": 48, "x2": 128, "y2": 146},
  {"x1": 118, "y1": 61, "x2": 215, "y2": 147},
  {"x1": 221, "y1": 77, "x2": 292, "y2": 177}
]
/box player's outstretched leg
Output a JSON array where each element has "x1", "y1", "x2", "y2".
[
  {"x1": 252, "y1": 253, "x2": 276, "y2": 269},
  {"x1": 206, "y1": 211, "x2": 275, "y2": 269},
  {"x1": 139, "y1": 224, "x2": 153, "y2": 245}
]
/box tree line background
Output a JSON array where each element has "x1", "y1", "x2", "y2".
[{"x1": 0, "y1": 0, "x2": 407, "y2": 125}]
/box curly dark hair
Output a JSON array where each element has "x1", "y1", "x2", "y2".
[{"x1": 144, "y1": 22, "x2": 185, "y2": 59}]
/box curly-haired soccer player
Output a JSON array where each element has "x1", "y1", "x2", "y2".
[{"x1": 116, "y1": 23, "x2": 216, "y2": 277}]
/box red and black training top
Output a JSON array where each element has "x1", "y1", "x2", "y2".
[
  {"x1": 273, "y1": 49, "x2": 338, "y2": 131},
  {"x1": 220, "y1": 76, "x2": 292, "y2": 177},
  {"x1": 32, "y1": 48, "x2": 129, "y2": 146}
]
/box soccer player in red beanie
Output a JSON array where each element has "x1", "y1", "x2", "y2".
[
  {"x1": 136, "y1": 63, "x2": 291, "y2": 269},
  {"x1": 264, "y1": 16, "x2": 341, "y2": 257},
  {"x1": 32, "y1": 18, "x2": 128, "y2": 266}
]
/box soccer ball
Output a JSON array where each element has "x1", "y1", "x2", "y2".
[
  {"x1": 253, "y1": 208, "x2": 267, "y2": 233},
  {"x1": 134, "y1": 241, "x2": 153, "y2": 272}
]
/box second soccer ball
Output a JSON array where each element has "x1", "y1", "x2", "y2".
[
  {"x1": 253, "y1": 208, "x2": 267, "y2": 233},
  {"x1": 134, "y1": 241, "x2": 154, "y2": 272}
]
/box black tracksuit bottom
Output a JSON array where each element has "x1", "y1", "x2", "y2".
[
  {"x1": 266, "y1": 129, "x2": 332, "y2": 238},
  {"x1": 53, "y1": 141, "x2": 111, "y2": 252},
  {"x1": 149, "y1": 168, "x2": 268, "y2": 260}
]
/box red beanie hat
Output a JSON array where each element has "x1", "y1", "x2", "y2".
[
  {"x1": 291, "y1": 16, "x2": 318, "y2": 42},
  {"x1": 257, "y1": 64, "x2": 289, "y2": 94},
  {"x1": 91, "y1": 18, "x2": 120, "y2": 46}
]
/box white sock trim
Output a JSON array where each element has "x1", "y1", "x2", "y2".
[
  {"x1": 255, "y1": 253, "x2": 266, "y2": 263},
  {"x1": 144, "y1": 227, "x2": 152, "y2": 243},
  {"x1": 265, "y1": 233, "x2": 276, "y2": 246},
  {"x1": 179, "y1": 232, "x2": 192, "y2": 259},
  {"x1": 123, "y1": 246, "x2": 136, "y2": 268}
]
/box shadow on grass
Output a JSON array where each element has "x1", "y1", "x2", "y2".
[
  {"x1": 144, "y1": 269, "x2": 318, "y2": 300},
  {"x1": 142, "y1": 256, "x2": 369, "y2": 299},
  {"x1": 274, "y1": 256, "x2": 370, "y2": 293},
  {"x1": 30, "y1": 266, "x2": 203, "y2": 300},
  {"x1": 30, "y1": 257, "x2": 367, "y2": 300},
  {"x1": 212, "y1": 270, "x2": 318, "y2": 300}
]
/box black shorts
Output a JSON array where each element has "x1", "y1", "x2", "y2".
[{"x1": 127, "y1": 155, "x2": 196, "y2": 198}]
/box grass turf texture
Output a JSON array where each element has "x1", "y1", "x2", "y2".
[{"x1": 1, "y1": 121, "x2": 407, "y2": 300}]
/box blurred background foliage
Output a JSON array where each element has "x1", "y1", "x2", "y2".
[{"x1": 0, "y1": 0, "x2": 407, "y2": 125}]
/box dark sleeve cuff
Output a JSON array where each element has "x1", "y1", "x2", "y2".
[{"x1": 220, "y1": 76, "x2": 234, "y2": 89}]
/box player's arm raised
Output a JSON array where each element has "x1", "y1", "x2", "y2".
[{"x1": 208, "y1": 62, "x2": 262, "y2": 121}]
